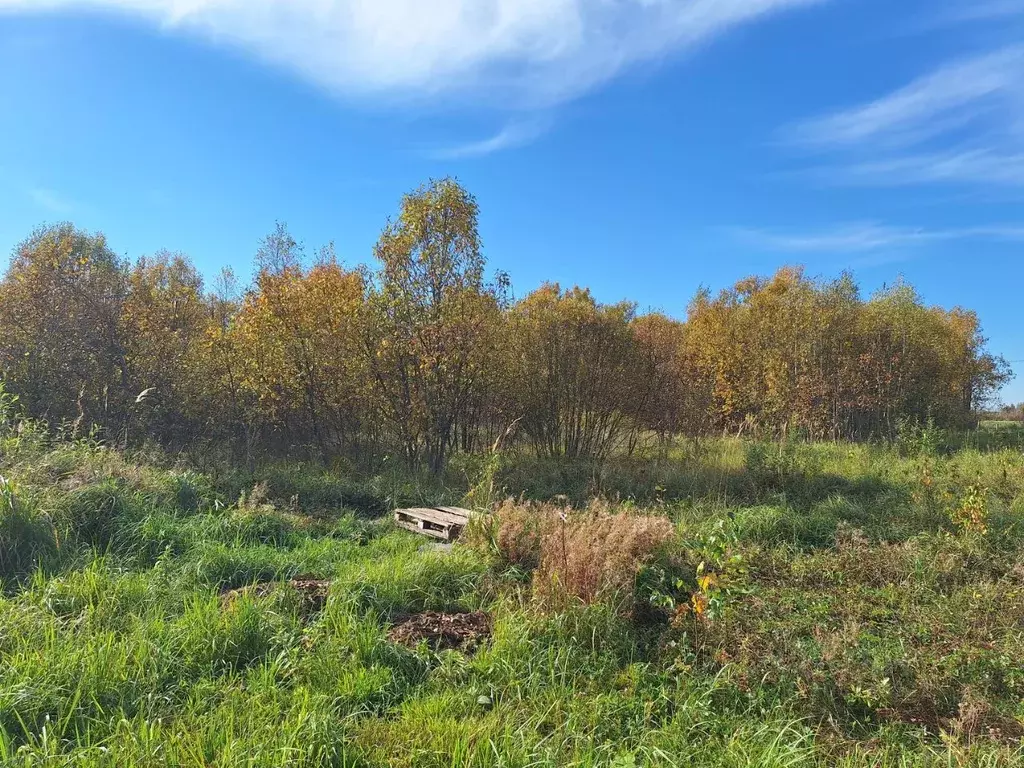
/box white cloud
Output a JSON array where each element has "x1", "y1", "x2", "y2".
[
  {"x1": 430, "y1": 117, "x2": 550, "y2": 159},
  {"x1": 939, "y1": 0, "x2": 1024, "y2": 23},
  {"x1": 737, "y1": 221, "x2": 1024, "y2": 253},
  {"x1": 787, "y1": 44, "x2": 1024, "y2": 187},
  {"x1": 790, "y1": 47, "x2": 1024, "y2": 148},
  {"x1": 834, "y1": 150, "x2": 1024, "y2": 187},
  {"x1": 0, "y1": 0, "x2": 825, "y2": 107}
]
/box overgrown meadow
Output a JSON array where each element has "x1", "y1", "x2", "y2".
[{"x1": 3, "y1": 411, "x2": 1024, "y2": 767}]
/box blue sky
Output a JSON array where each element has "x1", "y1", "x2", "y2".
[{"x1": 2, "y1": 0, "x2": 1024, "y2": 401}]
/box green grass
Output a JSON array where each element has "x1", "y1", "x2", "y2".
[
  {"x1": 1, "y1": 425, "x2": 1023, "y2": 765},
  {"x1": 979, "y1": 420, "x2": 1023, "y2": 430}
]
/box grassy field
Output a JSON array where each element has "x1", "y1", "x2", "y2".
[{"x1": 2, "y1": 423, "x2": 1024, "y2": 766}]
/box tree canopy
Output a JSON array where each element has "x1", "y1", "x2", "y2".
[{"x1": 0, "y1": 180, "x2": 1010, "y2": 466}]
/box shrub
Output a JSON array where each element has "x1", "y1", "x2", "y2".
[
  {"x1": 951, "y1": 482, "x2": 990, "y2": 536},
  {"x1": 466, "y1": 499, "x2": 545, "y2": 571},
  {"x1": 896, "y1": 415, "x2": 946, "y2": 457}
]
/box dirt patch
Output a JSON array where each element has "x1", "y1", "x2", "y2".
[
  {"x1": 874, "y1": 691, "x2": 1024, "y2": 747},
  {"x1": 950, "y1": 691, "x2": 1024, "y2": 746},
  {"x1": 387, "y1": 611, "x2": 492, "y2": 653},
  {"x1": 221, "y1": 577, "x2": 331, "y2": 617}
]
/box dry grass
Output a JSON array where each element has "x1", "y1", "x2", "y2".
[{"x1": 473, "y1": 499, "x2": 675, "y2": 608}]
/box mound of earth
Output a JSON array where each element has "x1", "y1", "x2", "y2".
[
  {"x1": 221, "y1": 577, "x2": 331, "y2": 616},
  {"x1": 388, "y1": 611, "x2": 491, "y2": 653}
]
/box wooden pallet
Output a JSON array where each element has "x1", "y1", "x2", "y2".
[{"x1": 394, "y1": 506, "x2": 472, "y2": 542}]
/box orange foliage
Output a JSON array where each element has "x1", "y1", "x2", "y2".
[{"x1": 0, "y1": 185, "x2": 1009, "y2": 460}]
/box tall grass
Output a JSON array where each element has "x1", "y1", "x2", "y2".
[{"x1": 0, "y1": 431, "x2": 1022, "y2": 765}]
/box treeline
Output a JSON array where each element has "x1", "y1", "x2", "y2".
[
  {"x1": 0, "y1": 179, "x2": 1010, "y2": 468},
  {"x1": 988, "y1": 404, "x2": 1024, "y2": 423}
]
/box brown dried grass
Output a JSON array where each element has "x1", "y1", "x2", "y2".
[{"x1": 472, "y1": 499, "x2": 675, "y2": 608}]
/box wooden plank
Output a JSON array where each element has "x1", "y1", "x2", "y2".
[
  {"x1": 397, "y1": 507, "x2": 469, "y2": 527},
  {"x1": 394, "y1": 518, "x2": 451, "y2": 540},
  {"x1": 394, "y1": 510, "x2": 447, "y2": 530},
  {"x1": 393, "y1": 512, "x2": 450, "y2": 532},
  {"x1": 393, "y1": 506, "x2": 472, "y2": 542},
  {"x1": 432, "y1": 506, "x2": 472, "y2": 522},
  {"x1": 423, "y1": 506, "x2": 471, "y2": 525}
]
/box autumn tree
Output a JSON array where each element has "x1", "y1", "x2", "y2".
[
  {"x1": 504, "y1": 284, "x2": 639, "y2": 459},
  {"x1": 631, "y1": 312, "x2": 711, "y2": 448},
  {"x1": 230, "y1": 236, "x2": 370, "y2": 457},
  {"x1": 118, "y1": 252, "x2": 214, "y2": 445},
  {"x1": 685, "y1": 268, "x2": 1010, "y2": 439},
  {"x1": 366, "y1": 178, "x2": 505, "y2": 472},
  {"x1": 0, "y1": 224, "x2": 128, "y2": 432},
  {"x1": 201, "y1": 267, "x2": 262, "y2": 459},
  {"x1": 0, "y1": 193, "x2": 1011, "y2": 459}
]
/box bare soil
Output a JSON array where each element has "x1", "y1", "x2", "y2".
[
  {"x1": 387, "y1": 611, "x2": 492, "y2": 653},
  {"x1": 221, "y1": 577, "x2": 332, "y2": 616}
]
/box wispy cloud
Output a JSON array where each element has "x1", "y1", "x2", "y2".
[
  {"x1": 790, "y1": 47, "x2": 1023, "y2": 148},
  {"x1": 831, "y1": 150, "x2": 1024, "y2": 187},
  {"x1": 736, "y1": 221, "x2": 1024, "y2": 253},
  {"x1": 938, "y1": 0, "x2": 1024, "y2": 23},
  {"x1": 0, "y1": 0, "x2": 826, "y2": 108},
  {"x1": 429, "y1": 118, "x2": 550, "y2": 159},
  {"x1": 28, "y1": 187, "x2": 76, "y2": 215},
  {"x1": 787, "y1": 43, "x2": 1024, "y2": 187}
]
